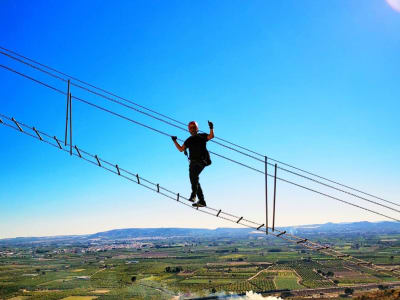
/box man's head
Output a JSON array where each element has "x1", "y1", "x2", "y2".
[{"x1": 188, "y1": 121, "x2": 198, "y2": 135}]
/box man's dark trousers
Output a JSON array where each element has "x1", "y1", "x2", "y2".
[{"x1": 189, "y1": 160, "x2": 205, "y2": 202}]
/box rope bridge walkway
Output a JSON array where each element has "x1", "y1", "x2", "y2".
[
  {"x1": 0, "y1": 63, "x2": 399, "y2": 223},
  {"x1": 1, "y1": 113, "x2": 399, "y2": 278}
]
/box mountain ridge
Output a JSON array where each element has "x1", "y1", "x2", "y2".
[{"x1": 1, "y1": 221, "x2": 400, "y2": 245}]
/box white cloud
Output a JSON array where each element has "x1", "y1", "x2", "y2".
[{"x1": 386, "y1": 0, "x2": 400, "y2": 12}]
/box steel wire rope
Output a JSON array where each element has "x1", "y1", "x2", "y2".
[
  {"x1": 0, "y1": 113, "x2": 254, "y2": 226},
  {"x1": 1, "y1": 65, "x2": 400, "y2": 221},
  {"x1": 2, "y1": 123, "x2": 398, "y2": 282},
  {"x1": 0, "y1": 50, "x2": 269, "y2": 163},
  {"x1": 0, "y1": 46, "x2": 395, "y2": 207},
  {"x1": 0, "y1": 116, "x2": 390, "y2": 258},
  {"x1": 2, "y1": 51, "x2": 398, "y2": 211},
  {"x1": 0, "y1": 56, "x2": 400, "y2": 213},
  {"x1": 1, "y1": 115, "x2": 399, "y2": 278},
  {"x1": 0, "y1": 115, "x2": 239, "y2": 224}
]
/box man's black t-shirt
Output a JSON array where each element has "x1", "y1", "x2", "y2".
[{"x1": 184, "y1": 133, "x2": 209, "y2": 161}]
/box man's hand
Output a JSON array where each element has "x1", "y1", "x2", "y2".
[
  {"x1": 207, "y1": 121, "x2": 214, "y2": 140},
  {"x1": 171, "y1": 136, "x2": 177, "y2": 141}
]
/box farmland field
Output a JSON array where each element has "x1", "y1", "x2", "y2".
[{"x1": 1, "y1": 230, "x2": 400, "y2": 299}]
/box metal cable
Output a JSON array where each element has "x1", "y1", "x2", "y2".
[
  {"x1": 1, "y1": 65, "x2": 400, "y2": 219},
  {"x1": 0, "y1": 46, "x2": 395, "y2": 206},
  {"x1": 1, "y1": 62, "x2": 398, "y2": 213},
  {"x1": 1, "y1": 115, "x2": 399, "y2": 278}
]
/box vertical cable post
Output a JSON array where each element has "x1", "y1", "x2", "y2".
[
  {"x1": 157, "y1": 184, "x2": 160, "y2": 193},
  {"x1": 136, "y1": 174, "x2": 140, "y2": 184},
  {"x1": 272, "y1": 163, "x2": 277, "y2": 231},
  {"x1": 69, "y1": 93, "x2": 72, "y2": 155},
  {"x1": 265, "y1": 156, "x2": 268, "y2": 235},
  {"x1": 177, "y1": 193, "x2": 180, "y2": 201},
  {"x1": 65, "y1": 79, "x2": 70, "y2": 146}
]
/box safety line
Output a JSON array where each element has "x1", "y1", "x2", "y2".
[
  {"x1": 1, "y1": 64, "x2": 399, "y2": 218},
  {"x1": 0, "y1": 46, "x2": 395, "y2": 207},
  {"x1": 1, "y1": 114, "x2": 399, "y2": 278},
  {"x1": 1, "y1": 63, "x2": 399, "y2": 222}
]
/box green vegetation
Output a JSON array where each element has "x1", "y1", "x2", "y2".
[{"x1": 0, "y1": 233, "x2": 399, "y2": 299}]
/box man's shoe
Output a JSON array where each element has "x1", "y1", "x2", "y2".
[
  {"x1": 189, "y1": 196, "x2": 197, "y2": 203},
  {"x1": 192, "y1": 201, "x2": 206, "y2": 208}
]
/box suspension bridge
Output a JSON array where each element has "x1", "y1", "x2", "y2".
[{"x1": 1, "y1": 46, "x2": 399, "y2": 278}]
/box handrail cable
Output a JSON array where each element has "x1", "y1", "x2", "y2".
[
  {"x1": 0, "y1": 46, "x2": 395, "y2": 208},
  {"x1": 1, "y1": 64, "x2": 399, "y2": 217},
  {"x1": 1, "y1": 114, "x2": 399, "y2": 278}
]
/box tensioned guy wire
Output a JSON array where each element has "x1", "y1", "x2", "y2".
[
  {"x1": 1, "y1": 114, "x2": 399, "y2": 278},
  {"x1": 1, "y1": 63, "x2": 399, "y2": 217},
  {"x1": 0, "y1": 46, "x2": 395, "y2": 207},
  {"x1": 0, "y1": 105, "x2": 399, "y2": 224}
]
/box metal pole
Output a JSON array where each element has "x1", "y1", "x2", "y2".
[
  {"x1": 65, "y1": 80, "x2": 70, "y2": 146},
  {"x1": 265, "y1": 156, "x2": 268, "y2": 235},
  {"x1": 272, "y1": 163, "x2": 277, "y2": 231},
  {"x1": 69, "y1": 93, "x2": 72, "y2": 155}
]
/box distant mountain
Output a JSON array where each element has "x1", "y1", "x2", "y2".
[
  {"x1": 1, "y1": 221, "x2": 400, "y2": 246},
  {"x1": 89, "y1": 227, "x2": 253, "y2": 239},
  {"x1": 281, "y1": 221, "x2": 400, "y2": 235}
]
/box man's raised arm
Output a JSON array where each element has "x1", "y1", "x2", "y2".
[
  {"x1": 207, "y1": 121, "x2": 214, "y2": 140},
  {"x1": 171, "y1": 136, "x2": 186, "y2": 152}
]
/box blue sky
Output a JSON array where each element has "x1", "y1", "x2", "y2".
[{"x1": 0, "y1": 1, "x2": 399, "y2": 238}]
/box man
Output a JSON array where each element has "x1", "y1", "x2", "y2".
[{"x1": 171, "y1": 120, "x2": 214, "y2": 207}]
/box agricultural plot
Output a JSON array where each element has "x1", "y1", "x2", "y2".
[
  {"x1": 274, "y1": 276, "x2": 303, "y2": 290},
  {"x1": 249, "y1": 278, "x2": 275, "y2": 291},
  {"x1": 273, "y1": 270, "x2": 304, "y2": 290},
  {"x1": 285, "y1": 262, "x2": 333, "y2": 288},
  {"x1": 1, "y1": 234, "x2": 399, "y2": 299}
]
